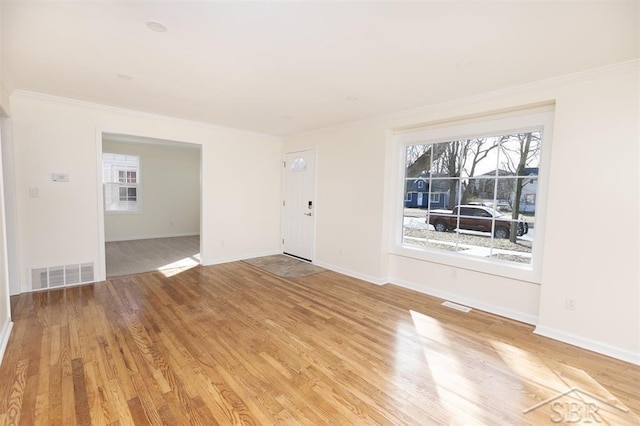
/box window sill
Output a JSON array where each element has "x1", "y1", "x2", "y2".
[{"x1": 390, "y1": 244, "x2": 541, "y2": 284}]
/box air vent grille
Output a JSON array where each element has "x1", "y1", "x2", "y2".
[
  {"x1": 441, "y1": 301, "x2": 472, "y2": 313},
  {"x1": 29, "y1": 262, "x2": 95, "y2": 290}
]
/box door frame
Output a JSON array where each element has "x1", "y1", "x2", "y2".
[
  {"x1": 282, "y1": 147, "x2": 318, "y2": 262},
  {"x1": 95, "y1": 128, "x2": 204, "y2": 281}
]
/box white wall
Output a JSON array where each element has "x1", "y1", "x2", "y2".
[
  {"x1": 283, "y1": 61, "x2": 639, "y2": 364},
  {"x1": 10, "y1": 91, "x2": 283, "y2": 288},
  {"x1": 0, "y1": 2, "x2": 10, "y2": 114},
  {"x1": 102, "y1": 139, "x2": 201, "y2": 241}
]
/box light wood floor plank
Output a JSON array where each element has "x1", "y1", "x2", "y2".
[{"x1": 1, "y1": 262, "x2": 639, "y2": 425}]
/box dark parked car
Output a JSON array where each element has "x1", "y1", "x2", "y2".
[{"x1": 427, "y1": 205, "x2": 528, "y2": 239}]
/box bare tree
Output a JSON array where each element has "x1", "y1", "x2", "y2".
[
  {"x1": 429, "y1": 138, "x2": 501, "y2": 208},
  {"x1": 405, "y1": 145, "x2": 433, "y2": 178},
  {"x1": 500, "y1": 132, "x2": 541, "y2": 242},
  {"x1": 430, "y1": 140, "x2": 463, "y2": 209},
  {"x1": 405, "y1": 135, "x2": 535, "y2": 213},
  {"x1": 460, "y1": 138, "x2": 500, "y2": 203}
]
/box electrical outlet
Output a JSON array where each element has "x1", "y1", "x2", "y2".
[{"x1": 565, "y1": 297, "x2": 577, "y2": 311}]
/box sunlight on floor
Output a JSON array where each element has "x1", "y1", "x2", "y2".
[
  {"x1": 488, "y1": 339, "x2": 638, "y2": 423},
  {"x1": 158, "y1": 253, "x2": 200, "y2": 277},
  {"x1": 405, "y1": 311, "x2": 639, "y2": 424},
  {"x1": 404, "y1": 310, "x2": 485, "y2": 424}
]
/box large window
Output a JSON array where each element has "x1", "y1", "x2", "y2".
[
  {"x1": 103, "y1": 153, "x2": 140, "y2": 212},
  {"x1": 396, "y1": 109, "x2": 552, "y2": 279}
]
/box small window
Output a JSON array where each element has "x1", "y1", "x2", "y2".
[{"x1": 103, "y1": 153, "x2": 140, "y2": 212}]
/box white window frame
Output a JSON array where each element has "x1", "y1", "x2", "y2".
[
  {"x1": 103, "y1": 153, "x2": 142, "y2": 214},
  {"x1": 392, "y1": 108, "x2": 554, "y2": 283}
]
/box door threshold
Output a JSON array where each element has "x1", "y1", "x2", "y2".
[{"x1": 283, "y1": 252, "x2": 312, "y2": 263}]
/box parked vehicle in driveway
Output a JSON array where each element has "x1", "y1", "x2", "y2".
[
  {"x1": 427, "y1": 205, "x2": 528, "y2": 239},
  {"x1": 468, "y1": 201, "x2": 513, "y2": 214}
]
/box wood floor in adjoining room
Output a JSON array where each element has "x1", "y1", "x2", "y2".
[
  {"x1": 1, "y1": 263, "x2": 638, "y2": 425},
  {"x1": 105, "y1": 236, "x2": 200, "y2": 278}
]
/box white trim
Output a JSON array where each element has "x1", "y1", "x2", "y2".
[
  {"x1": 103, "y1": 133, "x2": 204, "y2": 149},
  {"x1": 287, "y1": 59, "x2": 639, "y2": 138},
  {"x1": 0, "y1": 119, "x2": 19, "y2": 295},
  {"x1": 96, "y1": 128, "x2": 204, "y2": 283},
  {"x1": 313, "y1": 260, "x2": 388, "y2": 286},
  {"x1": 534, "y1": 325, "x2": 640, "y2": 366},
  {"x1": 0, "y1": 319, "x2": 14, "y2": 366},
  {"x1": 391, "y1": 109, "x2": 554, "y2": 284},
  {"x1": 96, "y1": 129, "x2": 107, "y2": 281},
  {"x1": 390, "y1": 277, "x2": 539, "y2": 325},
  {"x1": 203, "y1": 250, "x2": 282, "y2": 266},
  {"x1": 106, "y1": 232, "x2": 200, "y2": 242},
  {"x1": 13, "y1": 90, "x2": 280, "y2": 140}
]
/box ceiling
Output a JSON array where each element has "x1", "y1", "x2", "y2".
[{"x1": 3, "y1": 1, "x2": 638, "y2": 136}]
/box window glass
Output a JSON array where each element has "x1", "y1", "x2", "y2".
[
  {"x1": 103, "y1": 153, "x2": 140, "y2": 212},
  {"x1": 402, "y1": 130, "x2": 542, "y2": 267}
]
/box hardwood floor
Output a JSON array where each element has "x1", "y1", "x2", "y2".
[
  {"x1": 106, "y1": 236, "x2": 200, "y2": 278},
  {"x1": 1, "y1": 262, "x2": 638, "y2": 425}
]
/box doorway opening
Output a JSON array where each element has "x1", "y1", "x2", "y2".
[{"x1": 99, "y1": 133, "x2": 202, "y2": 278}]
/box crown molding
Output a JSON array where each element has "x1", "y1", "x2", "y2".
[
  {"x1": 286, "y1": 59, "x2": 639, "y2": 138},
  {"x1": 10, "y1": 90, "x2": 281, "y2": 141}
]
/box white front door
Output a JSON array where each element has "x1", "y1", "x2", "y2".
[{"x1": 283, "y1": 149, "x2": 315, "y2": 261}]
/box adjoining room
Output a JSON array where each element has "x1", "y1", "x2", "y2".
[{"x1": 101, "y1": 133, "x2": 201, "y2": 278}]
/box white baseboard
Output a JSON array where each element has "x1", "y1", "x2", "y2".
[
  {"x1": 106, "y1": 232, "x2": 200, "y2": 242},
  {"x1": 202, "y1": 250, "x2": 281, "y2": 266},
  {"x1": 0, "y1": 318, "x2": 14, "y2": 366},
  {"x1": 390, "y1": 277, "x2": 539, "y2": 325},
  {"x1": 534, "y1": 325, "x2": 640, "y2": 366},
  {"x1": 312, "y1": 261, "x2": 388, "y2": 286}
]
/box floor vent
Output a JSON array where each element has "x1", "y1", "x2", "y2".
[
  {"x1": 30, "y1": 263, "x2": 95, "y2": 290},
  {"x1": 442, "y1": 301, "x2": 472, "y2": 313}
]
